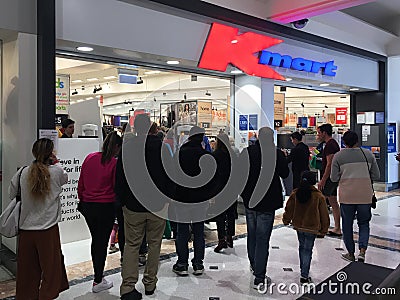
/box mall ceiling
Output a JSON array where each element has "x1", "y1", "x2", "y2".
[{"x1": 200, "y1": 0, "x2": 400, "y2": 56}]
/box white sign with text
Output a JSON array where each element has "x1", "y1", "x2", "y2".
[{"x1": 57, "y1": 138, "x2": 100, "y2": 244}]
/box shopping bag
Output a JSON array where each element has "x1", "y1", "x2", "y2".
[
  {"x1": 0, "y1": 166, "x2": 27, "y2": 238},
  {"x1": 0, "y1": 199, "x2": 21, "y2": 238}
]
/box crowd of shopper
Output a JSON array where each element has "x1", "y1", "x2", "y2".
[{"x1": 9, "y1": 119, "x2": 381, "y2": 299}]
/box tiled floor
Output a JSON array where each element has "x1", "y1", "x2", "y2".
[{"x1": 1, "y1": 193, "x2": 399, "y2": 299}]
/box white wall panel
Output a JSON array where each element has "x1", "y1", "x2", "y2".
[
  {"x1": 56, "y1": 0, "x2": 210, "y2": 61},
  {"x1": 0, "y1": 0, "x2": 37, "y2": 34}
]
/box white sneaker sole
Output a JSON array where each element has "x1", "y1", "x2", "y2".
[{"x1": 92, "y1": 282, "x2": 113, "y2": 293}]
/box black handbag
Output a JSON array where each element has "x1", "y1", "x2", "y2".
[{"x1": 360, "y1": 148, "x2": 377, "y2": 209}]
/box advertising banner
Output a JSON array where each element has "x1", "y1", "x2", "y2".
[
  {"x1": 197, "y1": 101, "x2": 212, "y2": 129},
  {"x1": 57, "y1": 138, "x2": 100, "y2": 244},
  {"x1": 335, "y1": 107, "x2": 347, "y2": 125},
  {"x1": 274, "y1": 93, "x2": 285, "y2": 123},
  {"x1": 387, "y1": 123, "x2": 396, "y2": 153},
  {"x1": 56, "y1": 74, "x2": 70, "y2": 115},
  {"x1": 239, "y1": 115, "x2": 248, "y2": 131}
]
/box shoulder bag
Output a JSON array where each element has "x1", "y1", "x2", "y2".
[
  {"x1": 0, "y1": 166, "x2": 27, "y2": 237},
  {"x1": 360, "y1": 148, "x2": 377, "y2": 209}
]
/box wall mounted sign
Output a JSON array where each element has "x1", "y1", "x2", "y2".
[
  {"x1": 387, "y1": 123, "x2": 396, "y2": 153},
  {"x1": 239, "y1": 115, "x2": 248, "y2": 131},
  {"x1": 198, "y1": 23, "x2": 338, "y2": 80},
  {"x1": 249, "y1": 114, "x2": 258, "y2": 130}
]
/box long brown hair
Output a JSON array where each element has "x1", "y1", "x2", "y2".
[
  {"x1": 101, "y1": 132, "x2": 122, "y2": 164},
  {"x1": 28, "y1": 138, "x2": 54, "y2": 198}
]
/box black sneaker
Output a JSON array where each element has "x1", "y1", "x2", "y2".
[
  {"x1": 172, "y1": 264, "x2": 189, "y2": 276},
  {"x1": 193, "y1": 264, "x2": 204, "y2": 276},
  {"x1": 121, "y1": 289, "x2": 142, "y2": 300},
  {"x1": 300, "y1": 277, "x2": 313, "y2": 284}
]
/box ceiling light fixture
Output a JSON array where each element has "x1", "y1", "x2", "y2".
[
  {"x1": 136, "y1": 77, "x2": 143, "y2": 84},
  {"x1": 76, "y1": 46, "x2": 93, "y2": 52},
  {"x1": 87, "y1": 78, "x2": 99, "y2": 82},
  {"x1": 81, "y1": 85, "x2": 85, "y2": 91},
  {"x1": 231, "y1": 69, "x2": 243, "y2": 74},
  {"x1": 301, "y1": 102, "x2": 305, "y2": 108},
  {"x1": 86, "y1": 97, "x2": 93, "y2": 100},
  {"x1": 145, "y1": 70, "x2": 161, "y2": 75},
  {"x1": 103, "y1": 75, "x2": 117, "y2": 80},
  {"x1": 324, "y1": 104, "x2": 328, "y2": 108},
  {"x1": 71, "y1": 79, "x2": 83, "y2": 83},
  {"x1": 320, "y1": 83, "x2": 330, "y2": 87},
  {"x1": 231, "y1": 39, "x2": 238, "y2": 44},
  {"x1": 349, "y1": 88, "x2": 359, "y2": 91},
  {"x1": 205, "y1": 90, "x2": 211, "y2": 96},
  {"x1": 166, "y1": 60, "x2": 180, "y2": 65},
  {"x1": 184, "y1": 93, "x2": 187, "y2": 100},
  {"x1": 72, "y1": 89, "x2": 78, "y2": 95},
  {"x1": 285, "y1": 78, "x2": 293, "y2": 81}
]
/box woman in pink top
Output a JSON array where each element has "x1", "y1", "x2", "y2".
[{"x1": 78, "y1": 132, "x2": 122, "y2": 293}]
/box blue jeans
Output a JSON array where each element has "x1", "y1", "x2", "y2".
[
  {"x1": 175, "y1": 222, "x2": 205, "y2": 266},
  {"x1": 245, "y1": 209, "x2": 274, "y2": 282},
  {"x1": 297, "y1": 231, "x2": 316, "y2": 278},
  {"x1": 341, "y1": 204, "x2": 372, "y2": 254}
]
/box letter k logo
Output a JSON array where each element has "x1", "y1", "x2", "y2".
[{"x1": 198, "y1": 23, "x2": 285, "y2": 80}]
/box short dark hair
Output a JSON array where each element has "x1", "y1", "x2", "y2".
[
  {"x1": 291, "y1": 131, "x2": 302, "y2": 141},
  {"x1": 61, "y1": 118, "x2": 75, "y2": 128},
  {"x1": 318, "y1": 123, "x2": 333, "y2": 136},
  {"x1": 134, "y1": 114, "x2": 151, "y2": 135},
  {"x1": 343, "y1": 130, "x2": 359, "y2": 147}
]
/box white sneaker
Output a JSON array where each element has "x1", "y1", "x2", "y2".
[{"x1": 92, "y1": 277, "x2": 113, "y2": 293}]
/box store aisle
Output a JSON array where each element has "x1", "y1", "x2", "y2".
[{"x1": 55, "y1": 196, "x2": 400, "y2": 299}]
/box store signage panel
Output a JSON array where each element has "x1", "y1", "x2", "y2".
[
  {"x1": 239, "y1": 115, "x2": 248, "y2": 131},
  {"x1": 387, "y1": 124, "x2": 396, "y2": 153},
  {"x1": 335, "y1": 107, "x2": 347, "y2": 125},
  {"x1": 198, "y1": 23, "x2": 338, "y2": 80},
  {"x1": 56, "y1": 74, "x2": 70, "y2": 115}
]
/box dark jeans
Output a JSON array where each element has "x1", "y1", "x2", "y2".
[
  {"x1": 216, "y1": 202, "x2": 237, "y2": 240},
  {"x1": 245, "y1": 209, "x2": 275, "y2": 282},
  {"x1": 297, "y1": 231, "x2": 316, "y2": 278},
  {"x1": 115, "y1": 201, "x2": 147, "y2": 257},
  {"x1": 80, "y1": 202, "x2": 115, "y2": 283},
  {"x1": 175, "y1": 222, "x2": 205, "y2": 266},
  {"x1": 341, "y1": 204, "x2": 372, "y2": 253}
]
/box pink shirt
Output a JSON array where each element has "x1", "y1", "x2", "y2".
[{"x1": 78, "y1": 152, "x2": 117, "y2": 203}]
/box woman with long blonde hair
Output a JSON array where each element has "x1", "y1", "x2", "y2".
[{"x1": 10, "y1": 138, "x2": 69, "y2": 299}]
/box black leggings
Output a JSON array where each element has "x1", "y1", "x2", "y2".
[
  {"x1": 216, "y1": 202, "x2": 237, "y2": 240},
  {"x1": 81, "y1": 202, "x2": 115, "y2": 283}
]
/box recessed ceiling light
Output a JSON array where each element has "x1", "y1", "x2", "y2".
[
  {"x1": 231, "y1": 39, "x2": 238, "y2": 44},
  {"x1": 349, "y1": 88, "x2": 359, "y2": 91},
  {"x1": 87, "y1": 78, "x2": 99, "y2": 81},
  {"x1": 86, "y1": 97, "x2": 93, "y2": 100},
  {"x1": 103, "y1": 76, "x2": 117, "y2": 80},
  {"x1": 145, "y1": 70, "x2": 161, "y2": 75},
  {"x1": 76, "y1": 46, "x2": 93, "y2": 52},
  {"x1": 320, "y1": 83, "x2": 330, "y2": 87},
  {"x1": 166, "y1": 60, "x2": 180, "y2": 65},
  {"x1": 231, "y1": 69, "x2": 243, "y2": 74},
  {"x1": 77, "y1": 99, "x2": 84, "y2": 103},
  {"x1": 116, "y1": 105, "x2": 122, "y2": 109},
  {"x1": 285, "y1": 78, "x2": 293, "y2": 81},
  {"x1": 71, "y1": 79, "x2": 83, "y2": 83}
]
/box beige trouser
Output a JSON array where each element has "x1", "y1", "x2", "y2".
[{"x1": 120, "y1": 207, "x2": 166, "y2": 296}]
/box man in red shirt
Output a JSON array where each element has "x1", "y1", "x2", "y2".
[{"x1": 317, "y1": 124, "x2": 341, "y2": 236}]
